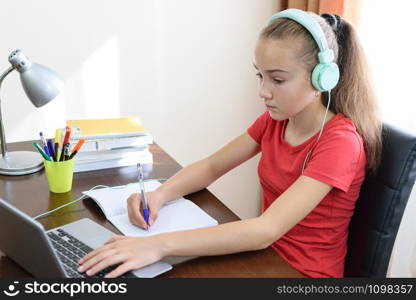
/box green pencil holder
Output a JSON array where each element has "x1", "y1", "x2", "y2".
[{"x1": 44, "y1": 158, "x2": 75, "y2": 193}]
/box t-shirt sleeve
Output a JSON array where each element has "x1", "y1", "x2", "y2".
[
  {"x1": 247, "y1": 111, "x2": 269, "y2": 144},
  {"x1": 302, "y1": 129, "x2": 365, "y2": 193}
]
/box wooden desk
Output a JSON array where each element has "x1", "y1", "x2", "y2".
[{"x1": 0, "y1": 141, "x2": 303, "y2": 278}]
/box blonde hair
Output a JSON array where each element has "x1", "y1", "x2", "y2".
[{"x1": 260, "y1": 12, "x2": 382, "y2": 173}]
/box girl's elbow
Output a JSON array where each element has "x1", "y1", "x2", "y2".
[
  {"x1": 260, "y1": 232, "x2": 278, "y2": 250},
  {"x1": 252, "y1": 233, "x2": 276, "y2": 251},
  {"x1": 253, "y1": 218, "x2": 280, "y2": 250}
]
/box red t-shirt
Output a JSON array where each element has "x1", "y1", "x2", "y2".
[{"x1": 247, "y1": 111, "x2": 366, "y2": 278}]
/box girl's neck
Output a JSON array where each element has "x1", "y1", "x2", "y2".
[{"x1": 285, "y1": 98, "x2": 335, "y2": 145}]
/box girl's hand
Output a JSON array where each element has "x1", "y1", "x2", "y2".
[
  {"x1": 78, "y1": 234, "x2": 163, "y2": 278},
  {"x1": 127, "y1": 191, "x2": 165, "y2": 229}
]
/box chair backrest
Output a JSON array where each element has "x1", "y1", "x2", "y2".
[{"x1": 345, "y1": 123, "x2": 416, "y2": 277}]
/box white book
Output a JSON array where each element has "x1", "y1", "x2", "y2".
[
  {"x1": 75, "y1": 147, "x2": 150, "y2": 162},
  {"x1": 70, "y1": 134, "x2": 154, "y2": 153},
  {"x1": 82, "y1": 181, "x2": 218, "y2": 237},
  {"x1": 74, "y1": 150, "x2": 153, "y2": 172},
  {"x1": 97, "y1": 134, "x2": 153, "y2": 150}
]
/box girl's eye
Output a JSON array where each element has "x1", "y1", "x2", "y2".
[
  {"x1": 273, "y1": 79, "x2": 285, "y2": 84},
  {"x1": 255, "y1": 72, "x2": 262, "y2": 79}
]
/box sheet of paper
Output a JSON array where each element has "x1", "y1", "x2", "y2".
[{"x1": 109, "y1": 199, "x2": 218, "y2": 237}]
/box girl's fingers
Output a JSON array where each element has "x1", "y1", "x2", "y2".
[
  {"x1": 104, "y1": 261, "x2": 135, "y2": 278},
  {"x1": 78, "y1": 243, "x2": 110, "y2": 264},
  {"x1": 127, "y1": 193, "x2": 148, "y2": 229},
  {"x1": 78, "y1": 248, "x2": 117, "y2": 272},
  {"x1": 84, "y1": 253, "x2": 126, "y2": 277}
]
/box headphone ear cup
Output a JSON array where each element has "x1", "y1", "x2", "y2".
[{"x1": 312, "y1": 63, "x2": 340, "y2": 92}]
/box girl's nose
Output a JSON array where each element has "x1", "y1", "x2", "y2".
[{"x1": 259, "y1": 82, "x2": 272, "y2": 100}]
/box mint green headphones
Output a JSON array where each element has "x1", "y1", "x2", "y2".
[{"x1": 269, "y1": 9, "x2": 340, "y2": 92}]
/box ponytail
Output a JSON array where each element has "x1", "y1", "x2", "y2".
[{"x1": 321, "y1": 14, "x2": 382, "y2": 174}]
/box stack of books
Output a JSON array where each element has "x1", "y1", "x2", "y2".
[{"x1": 66, "y1": 116, "x2": 153, "y2": 172}]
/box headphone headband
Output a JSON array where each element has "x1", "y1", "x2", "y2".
[
  {"x1": 268, "y1": 8, "x2": 339, "y2": 91},
  {"x1": 269, "y1": 9, "x2": 329, "y2": 52}
]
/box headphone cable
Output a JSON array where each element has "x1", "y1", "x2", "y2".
[
  {"x1": 32, "y1": 178, "x2": 169, "y2": 220},
  {"x1": 301, "y1": 90, "x2": 332, "y2": 173}
]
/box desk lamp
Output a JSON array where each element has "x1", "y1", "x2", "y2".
[{"x1": 0, "y1": 49, "x2": 64, "y2": 175}]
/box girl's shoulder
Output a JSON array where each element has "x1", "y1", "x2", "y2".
[
  {"x1": 326, "y1": 113, "x2": 362, "y2": 138},
  {"x1": 321, "y1": 113, "x2": 365, "y2": 154}
]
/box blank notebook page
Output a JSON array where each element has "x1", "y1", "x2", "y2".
[{"x1": 83, "y1": 181, "x2": 218, "y2": 237}]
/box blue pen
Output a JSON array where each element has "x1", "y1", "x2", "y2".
[
  {"x1": 137, "y1": 163, "x2": 149, "y2": 229},
  {"x1": 47, "y1": 138, "x2": 56, "y2": 161},
  {"x1": 39, "y1": 132, "x2": 50, "y2": 157}
]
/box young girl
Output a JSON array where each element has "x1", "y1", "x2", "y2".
[{"x1": 78, "y1": 9, "x2": 382, "y2": 278}]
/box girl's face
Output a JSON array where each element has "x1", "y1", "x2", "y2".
[{"x1": 254, "y1": 38, "x2": 318, "y2": 120}]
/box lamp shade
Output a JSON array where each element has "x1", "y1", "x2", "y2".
[
  {"x1": 8, "y1": 49, "x2": 64, "y2": 107},
  {"x1": 20, "y1": 63, "x2": 64, "y2": 107}
]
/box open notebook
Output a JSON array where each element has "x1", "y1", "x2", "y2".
[{"x1": 82, "y1": 181, "x2": 218, "y2": 237}]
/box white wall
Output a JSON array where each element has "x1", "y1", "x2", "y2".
[{"x1": 0, "y1": 0, "x2": 278, "y2": 219}]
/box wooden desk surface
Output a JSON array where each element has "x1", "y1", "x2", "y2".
[{"x1": 0, "y1": 141, "x2": 303, "y2": 278}]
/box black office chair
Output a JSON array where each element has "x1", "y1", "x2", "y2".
[{"x1": 345, "y1": 123, "x2": 416, "y2": 277}]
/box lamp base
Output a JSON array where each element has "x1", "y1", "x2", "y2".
[{"x1": 0, "y1": 151, "x2": 44, "y2": 175}]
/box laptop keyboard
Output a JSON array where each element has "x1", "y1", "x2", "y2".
[{"x1": 47, "y1": 228, "x2": 136, "y2": 278}]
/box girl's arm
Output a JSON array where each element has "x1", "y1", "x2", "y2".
[
  {"x1": 79, "y1": 174, "x2": 332, "y2": 277},
  {"x1": 157, "y1": 175, "x2": 332, "y2": 257},
  {"x1": 154, "y1": 132, "x2": 261, "y2": 203}
]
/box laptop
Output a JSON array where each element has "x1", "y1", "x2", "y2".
[{"x1": 0, "y1": 198, "x2": 172, "y2": 278}]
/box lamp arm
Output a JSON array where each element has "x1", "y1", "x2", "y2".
[{"x1": 0, "y1": 66, "x2": 15, "y2": 158}]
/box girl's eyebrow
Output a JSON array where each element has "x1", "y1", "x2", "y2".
[{"x1": 253, "y1": 63, "x2": 289, "y2": 73}]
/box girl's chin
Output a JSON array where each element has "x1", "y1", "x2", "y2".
[{"x1": 267, "y1": 110, "x2": 286, "y2": 121}]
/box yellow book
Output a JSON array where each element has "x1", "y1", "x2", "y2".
[{"x1": 66, "y1": 116, "x2": 148, "y2": 140}]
